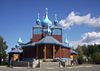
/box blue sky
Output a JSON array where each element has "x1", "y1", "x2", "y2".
[{"x1": 0, "y1": 0, "x2": 100, "y2": 52}]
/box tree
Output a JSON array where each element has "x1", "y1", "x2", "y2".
[
  {"x1": 0, "y1": 36, "x2": 8, "y2": 63},
  {"x1": 76, "y1": 45, "x2": 84, "y2": 64},
  {"x1": 92, "y1": 52, "x2": 100, "y2": 64},
  {"x1": 76, "y1": 44, "x2": 100, "y2": 64}
]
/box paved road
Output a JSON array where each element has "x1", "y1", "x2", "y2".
[{"x1": 0, "y1": 65, "x2": 100, "y2": 71}]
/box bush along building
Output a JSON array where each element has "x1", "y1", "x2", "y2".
[{"x1": 8, "y1": 8, "x2": 78, "y2": 67}]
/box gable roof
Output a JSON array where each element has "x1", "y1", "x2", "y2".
[
  {"x1": 71, "y1": 50, "x2": 78, "y2": 54},
  {"x1": 36, "y1": 36, "x2": 61, "y2": 45},
  {"x1": 9, "y1": 47, "x2": 23, "y2": 54},
  {"x1": 61, "y1": 43, "x2": 70, "y2": 49},
  {"x1": 21, "y1": 36, "x2": 70, "y2": 49},
  {"x1": 21, "y1": 42, "x2": 35, "y2": 47}
]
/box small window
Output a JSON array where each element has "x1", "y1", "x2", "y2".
[
  {"x1": 52, "y1": 29, "x2": 61, "y2": 35},
  {"x1": 33, "y1": 28, "x2": 42, "y2": 34}
]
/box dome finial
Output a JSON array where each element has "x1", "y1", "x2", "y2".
[
  {"x1": 46, "y1": 8, "x2": 48, "y2": 15},
  {"x1": 55, "y1": 14, "x2": 57, "y2": 20},
  {"x1": 54, "y1": 14, "x2": 58, "y2": 26},
  {"x1": 36, "y1": 13, "x2": 40, "y2": 25},
  {"x1": 45, "y1": 8, "x2": 49, "y2": 18}
]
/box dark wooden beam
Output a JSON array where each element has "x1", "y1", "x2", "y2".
[
  {"x1": 59, "y1": 46, "x2": 61, "y2": 58},
  {"x1": 36, "y1": 45, "x2": 38, "y2": 59},
  {"x1": 44, "y1": 45, "x2": 46, "y2": 61},
  {"x1": 53, "y1": 45, "x2": 55, "y2": 59}
]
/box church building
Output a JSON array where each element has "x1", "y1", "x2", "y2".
[{"x1": 9, "y1": 8, "x2": 73, "y2": 63}]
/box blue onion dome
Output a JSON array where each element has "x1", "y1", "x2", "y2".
[
  {"x1": 54, "y1": 20, "x2": 58, "y2": 25},
  {"x1": 41, "y1": 8, "x2": 52, "y2": 27},
  {"x1": 41, "y1": 15, "x2": 52, "y2": 27},
  {"x1": 36, "y1": 19, "x2": 41, "y2": 25},
  {"x1": 36, "y1": 13, "x2": 41, "y2": 25},
  {"x1": 54, "y1": 14, "x2": 58, "y2": 26}
]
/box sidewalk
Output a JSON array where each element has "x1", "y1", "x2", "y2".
[
  {"x1": 0, "y1": 66, "x2": 7, "y2": 68},
  {"x1": 67, "y1": 64, "x2": 93, "y2": 68}
]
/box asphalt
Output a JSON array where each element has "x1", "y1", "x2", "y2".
[{"x1": 0, "y1": 65, "x2": 100, "y2": 71}]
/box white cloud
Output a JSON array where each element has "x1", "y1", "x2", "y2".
[
  {"x1": 70, "y1": 32, "x2": 100, "y2": 48},
  {"x1": 81, "y1": 32, "x2": 100, "y2": 42},
  {"x1": 59, "y1": 11, "x2": 100, "y2": 29}
]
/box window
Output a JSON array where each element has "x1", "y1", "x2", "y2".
[
  {"x1": 52, "y1": 29, "x2": 61, "y2": 35},
  {"x1": 33, "y1": 28, "x2": 42, "y2": 34}
]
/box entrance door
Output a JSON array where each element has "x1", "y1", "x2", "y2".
[
  {"x1": 46, "y1": 45, "x2": 53, "y2": 59},
  {"x1": 38, "y1": 45, "x2": 44, "y2": 59}
]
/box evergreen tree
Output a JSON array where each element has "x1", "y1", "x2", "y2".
[
  {"x1": 76, "y1": 44, "x2": 100, "y2": 64},
  {"x1": 0, "y1": 36, "x2": 8, "y2": 62}
]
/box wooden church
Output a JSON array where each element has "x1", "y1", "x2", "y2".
[{"x1": 9, "y1": 8, "x2": 76, "y2": 63}]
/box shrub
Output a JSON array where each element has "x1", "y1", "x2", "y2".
[
  {"x1": 0, "y1": 61, "x2": 8, "y2": 65},
  {"x1": 77, "y1": 56, "x2": 84, "y2": 64}
]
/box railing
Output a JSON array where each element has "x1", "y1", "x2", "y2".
[
  {"x1": 12, "y1": 61, "x2": 32, "y2": 67},
  {"x1": 57, "y1": 59, "x2": 71, "y2": 68},
  {"x1": 11, "y1": 59, "x2": 40, "y2": 68},
  {"x1": 32, "y1": 59, "x2": 40, "y2": 68}
]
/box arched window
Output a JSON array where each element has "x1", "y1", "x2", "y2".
[
  {"x1": 33, "y1": 28, "x2": 42, "y2": 34},
  {"x1": 52, "y1": 29, "x2": 61, "y2": 35}
]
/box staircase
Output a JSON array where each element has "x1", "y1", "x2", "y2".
[
  {"x1": 12, "y1": 60, "x2": 40, "y2": 68},
  {"x1": 41, "y1": 62, "x2": 59, "y2": 68},
  {"x1": 12, "y1": 61, "x2": 32, "y2": 67}
]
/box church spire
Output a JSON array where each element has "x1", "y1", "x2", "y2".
[{"x1": 64, "y1": 34, "x2": 69, "y2": 46}]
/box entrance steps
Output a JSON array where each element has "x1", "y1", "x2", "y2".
[
  {"x1": 12, "y1": 61, "x2": 32, "y2": 67},
  {"x1": 41, "y1": 62, "x2": 59, "y2": 68}
]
